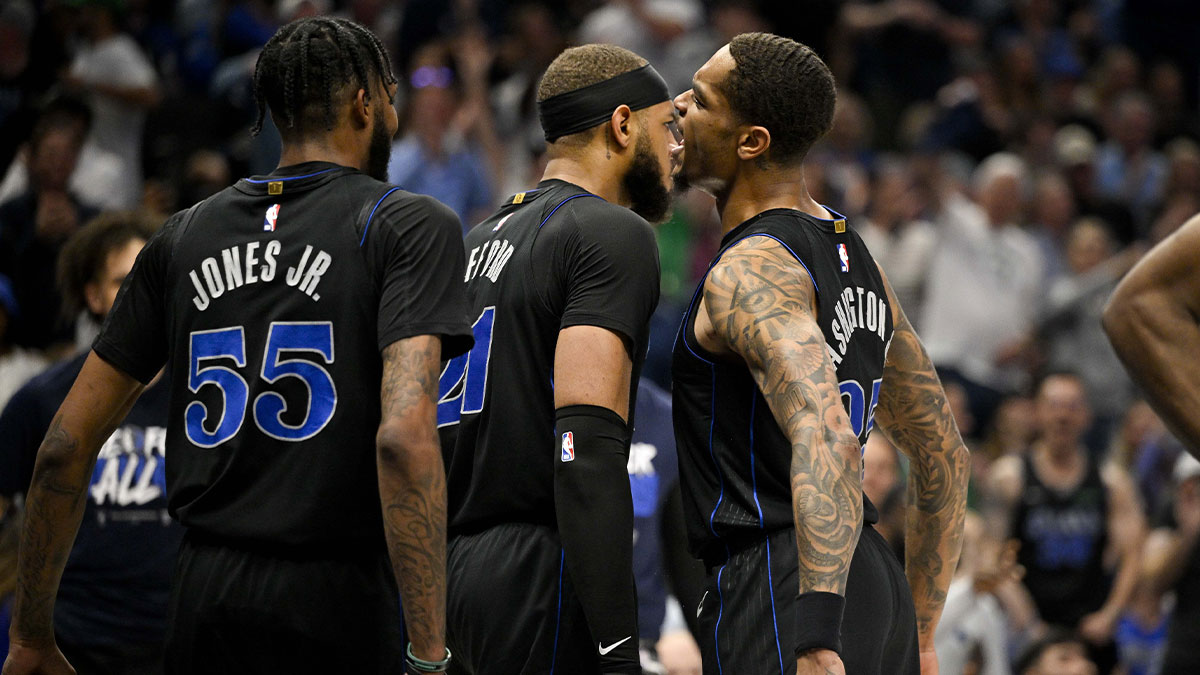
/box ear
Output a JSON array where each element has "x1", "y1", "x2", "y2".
[
  {"x1": 84, "y1": 280, "x2": 104, "y2": 317},
  {"x1": 736, "y1": 125, "x2": 771, "y2": 163},
  {"x1": 352, "y1": 87, "x2": 371, "y2": 129},
  {"x1": 607, "y1": 105, "x2": 635, "y2": 150}
]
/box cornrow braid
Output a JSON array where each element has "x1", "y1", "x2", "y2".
[{"x1": 251, "y1": 16, "x2": 396, "y2": 138}]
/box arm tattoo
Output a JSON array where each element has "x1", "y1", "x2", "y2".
[
  {"x1": 12, "y1": 415, "x2": 92, "y2": 644},
  {"x1": 705, "y1": 237, "x2": 863, "y2": 595},
  {"x1": 873, "y1": 302, "x2": 970, "y2": 645},
  {"x1": 378, "y1": 336, "x2": 446, "y2": 653}
]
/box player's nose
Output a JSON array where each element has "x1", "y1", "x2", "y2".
[{"x1": 673, "y1": 90, "x2": 690, "y2": 116}]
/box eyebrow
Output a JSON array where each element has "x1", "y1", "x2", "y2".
[{"x1": 691, "y1": 80, "x2": 708, "y2": 104}]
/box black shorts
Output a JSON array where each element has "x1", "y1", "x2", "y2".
[
  {"x1": 446, "y1": 522, "x2": 598, "y2": 675},
  {"x1": 164, "y1": 532, "x2": 405, "y2": 675},
  {"x1": 697, "y1": 525, "x2": 918, "y2": 675}
]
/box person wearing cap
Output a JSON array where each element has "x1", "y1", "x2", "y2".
[{"x1": 438, "y1": 44, "x2": 677, "y2": 674}]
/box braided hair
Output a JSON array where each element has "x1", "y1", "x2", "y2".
[{"x1": 251, "y1": 17, "x2": 396, "y2": 138}]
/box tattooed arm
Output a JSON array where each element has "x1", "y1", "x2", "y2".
[
  {"x1": 871, "y1": 265, "x2": 970, "y2": 671},
  {"x1": 377, "y1": 335, "x2": 447, "y2": 664},
  {"x1": 4, "y1": 353, "x2": 144, "y2": 675},
  {"x1": 697, "y1": 237, "x2": 862, "y2": 671}
]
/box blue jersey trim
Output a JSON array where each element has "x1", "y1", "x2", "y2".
[
  {"x1": 244, "y1": 168, "x2": 337, "y2": 183},
  {"x1": 359, "y1": 187, "x2": 402, "y2": 247},
  {"x1": 749, "y1": 392, "x2": 765, "y2": 528},
  {"x1": 538, "y1": 193, "x2": 601, "y2": 229},
  {"x1": 765, "y1": 537, "x2": 786, "y2": 674},
  {"x1": 549, "y1": 550, "x2": 565, "y2": 674},
  {"x1": 714, "y1": 561, "x2": 728, "y2": 675},
  {"x1": 707, "y1": 366, "x2": 726, "y2": 538}
]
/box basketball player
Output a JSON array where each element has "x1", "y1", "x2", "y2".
[
  {"x1": 3, "y1": 17, "x2": 472, "y2": 675},
  {"x1": 1104, "y1": 212, "x2": 1200, "y2": 458},
  {"x1": 438, "y1": 45, "x2": 676, "y2": 674},
  {"x1": 671, "y1": 33, "x2": 969, "y2": 674}
]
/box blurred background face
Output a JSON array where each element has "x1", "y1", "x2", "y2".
[
  {"x1": 1065, "y1": 220, "x2": 1113, "y2": 275},
  {"x1": 1027, "y1": 641, "x2": 1097, "y2": 675},
  {"x1": 862, "y1": 434, "x2": 900, "y2": 507},
  {"x1": 30, "y1": 127, "x2": 82, "y2": 192},
  {"x1": 1035, "y1": 375, "x2": 1091, "y2": 449},
  {"x1": 407, "y1": 63, "x2": 458, "y2": 138},
  {"x1": 979, "y1": 172, "x2": 1023, "y2": 226},
  {"x1": 85, "y1": 238, "x2": 144, "y2": 318}
]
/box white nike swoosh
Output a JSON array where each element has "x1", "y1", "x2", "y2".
[{"x1": 598, "y1": 636, "x2": 632, "y2": 655}]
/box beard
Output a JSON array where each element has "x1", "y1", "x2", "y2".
[
  {"x1": 366, "y1": 106, "x2": 392, "y2": 181},
  {"x1": 623, "y1": 133, "x2": 672, "y2": 223}
]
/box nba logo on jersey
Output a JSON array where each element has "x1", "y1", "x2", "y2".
[
  {"x1": 561, "y1": 432, "x2": 575, "y2": 462},
  {"x1": 838, "y1": 243, "x2": 849, "y2": 272},
  {"x1": 263, "y1": 204, "x2": 280, "y2": 232}
]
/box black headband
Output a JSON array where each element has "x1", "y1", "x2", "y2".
[{"x1": 538, "y1": 64, "x2": 671, "y2": 143}]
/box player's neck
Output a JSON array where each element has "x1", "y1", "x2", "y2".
[
  {"x1": 277, "y1": 133, "x2": 366, "y2": 174},
  {"x1": 715, "y1": 166, "x2": 831, "y2": 234},
  {"x1": 542, "y1": 152, "x2": 628, "y2": 208}
]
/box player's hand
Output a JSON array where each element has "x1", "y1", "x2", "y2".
[
  {"x1": 1078, "y1": 609, "x2": 1117, "y2": 645},
  {"x1": 796, "y1": 649, "x2": 845, "y2": 675},
  {"x1": 1, "y1": 640, "x2": 76, "y2": 675},
  {"x1": 919, "y1": 648, "x2": 939, "y2": 675},
  {"x1": 655, "y1": 629, "x2": 701, "y2": 675}
]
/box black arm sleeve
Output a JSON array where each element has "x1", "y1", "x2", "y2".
[
  {"x1": 554, "y1": 404, "x2": 641, "y2": 674},
  {"x1": 367, "y1": 193, "x2": 474, "y2": 359}
]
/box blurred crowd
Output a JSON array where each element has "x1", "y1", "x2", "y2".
[{"x1": 1, "y1": 0, "x2": 1199, "y2": 673}]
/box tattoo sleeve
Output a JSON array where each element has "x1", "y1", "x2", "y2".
[
  {"x1": 11, "y1": 353, "x2": 142, "y2": 646},
  {"x1": 377, "y1": 335, "x2": 447, "y2": 658},
  {"x1": 871, "y1": 284, "x2": 970, "y2": 650},
  {"x1": 704, "y1": 237, "x2": 863, "y2": 595}
]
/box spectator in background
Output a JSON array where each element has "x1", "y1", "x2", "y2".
[
  {"x1": 1094, "y1": 93, "x2": 1167, "y2": 233},
  {"x1": 934, "y1": 511, "x2": 1013, "y2": 675},
  {"x1": 920, "y1": 152, "x2": 1044, "y2": 426},
  {"x1": 988, "y1": 373, "x2": 1146, "y2": 674},
  {"x1": 1015, "y1": 629, "x2": 1098, "y2": 675},
  {"x1": 0, "y1": 0, "x2": 37, "y2": 176},
  {"x1": 1112, "y1": 539, "x2": 1169, "y2": 675},
  {"x1": 62, "y1": 0, "x2": 160, "y2": 209},
  {"x1": 856, "y1": 157, "x2": 937, "y2": 325},
  {"x1": 578, "y1": 0, "x2": 703, "y2": 67},
  {"x1": 1027, "y1": 171, "x2": 1077, "y2": 281},
  {"x1": 388, "y1": 39, "x2": 497, "y2": 230},
  {"x1": 0, "y1": 95, "x2": 125, "y2": 211},
  {"x1": 0, "y1": 210, "x2": 180, "y2": 675},
  {"x1": 0, "y1": 108, "x2": 99, "y2": 353},
  {"x1": 1054, "y1": 124, "x2": 1135, "y2": 244},
  {"x1": 1039, "y1": 218, "x2": 1141, "y2": 451},
  {"x1": 0, "y1": 275, "x2": 45, "y2": 411},
  {"x1": 1143, "y1": 453, "x2": 1200, "y2": 674}
]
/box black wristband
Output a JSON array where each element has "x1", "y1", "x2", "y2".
[{"x1": 793, "y1": 591, "x2": 846, "y2": 656}]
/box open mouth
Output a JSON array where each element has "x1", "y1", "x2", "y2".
[{"x1": 670, "y1": 139, "x2": 685, "y2": 174}]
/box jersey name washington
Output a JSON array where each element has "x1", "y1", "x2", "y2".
[
  {"x1": 826, "y1": 284, "x2": 889, "y2": 365},
  {"x1": 188, "y1": 241, "x2": 331, "y2": 310}
]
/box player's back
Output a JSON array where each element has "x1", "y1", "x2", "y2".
[
  {"x1": 100, "y1": 161, "x2": 466, "y2": 551},
  {"x1": 440, "y1": 179, "x2": 659, "y2": 535}
]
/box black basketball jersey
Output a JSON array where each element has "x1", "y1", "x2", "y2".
[
  {"x1": 1013, "y1": 454, "x2": 1110, "y2": 627},
  {"x1": 95, "y1": 161, "x2": 473, "y2": 551},
  {"x1": 440, "y1": 179, "x2": 660, "y2": 536},
  {"x1": 673, "y1": 208, "x2": 892, "y2": 563}
]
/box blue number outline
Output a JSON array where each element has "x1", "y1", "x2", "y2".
[
  {"x1": 438, "y1": 306, "x2": 496, "y2": 428},
  {"x1": 185, "y1": 326, "x2": 250, "y2": 448},
  {"x1": 253, "y1": 321, "x2": 337, "y2": 441}
]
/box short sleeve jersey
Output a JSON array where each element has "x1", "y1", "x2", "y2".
[
  {"x1": 94, "y1": 161, "x2": 473, "y2": 550},
  {"x1": 440, "y1": 179, "x2": 661, "y2": 535},
  {"x1": 673, "y1": 209, "x2": 893, "y2": 563}
]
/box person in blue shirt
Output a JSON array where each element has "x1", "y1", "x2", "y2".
[{"x1": 0, "y1": 211, "x2": 181, "y2": 674}]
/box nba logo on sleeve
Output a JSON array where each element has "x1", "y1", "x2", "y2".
[
  {"x1": 561, "y1": 432, "x2": 575, "y2": 462},
  {"x1": 264, "y1": 204, "x2": 280, "y2": 232},
  {"x1": 837, "y1": 243, "x2": 850, "y2": 272}
]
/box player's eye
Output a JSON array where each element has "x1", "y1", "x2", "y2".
[{"x1": 692, "y1": 94, "x2": 703, "y2": 109}]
